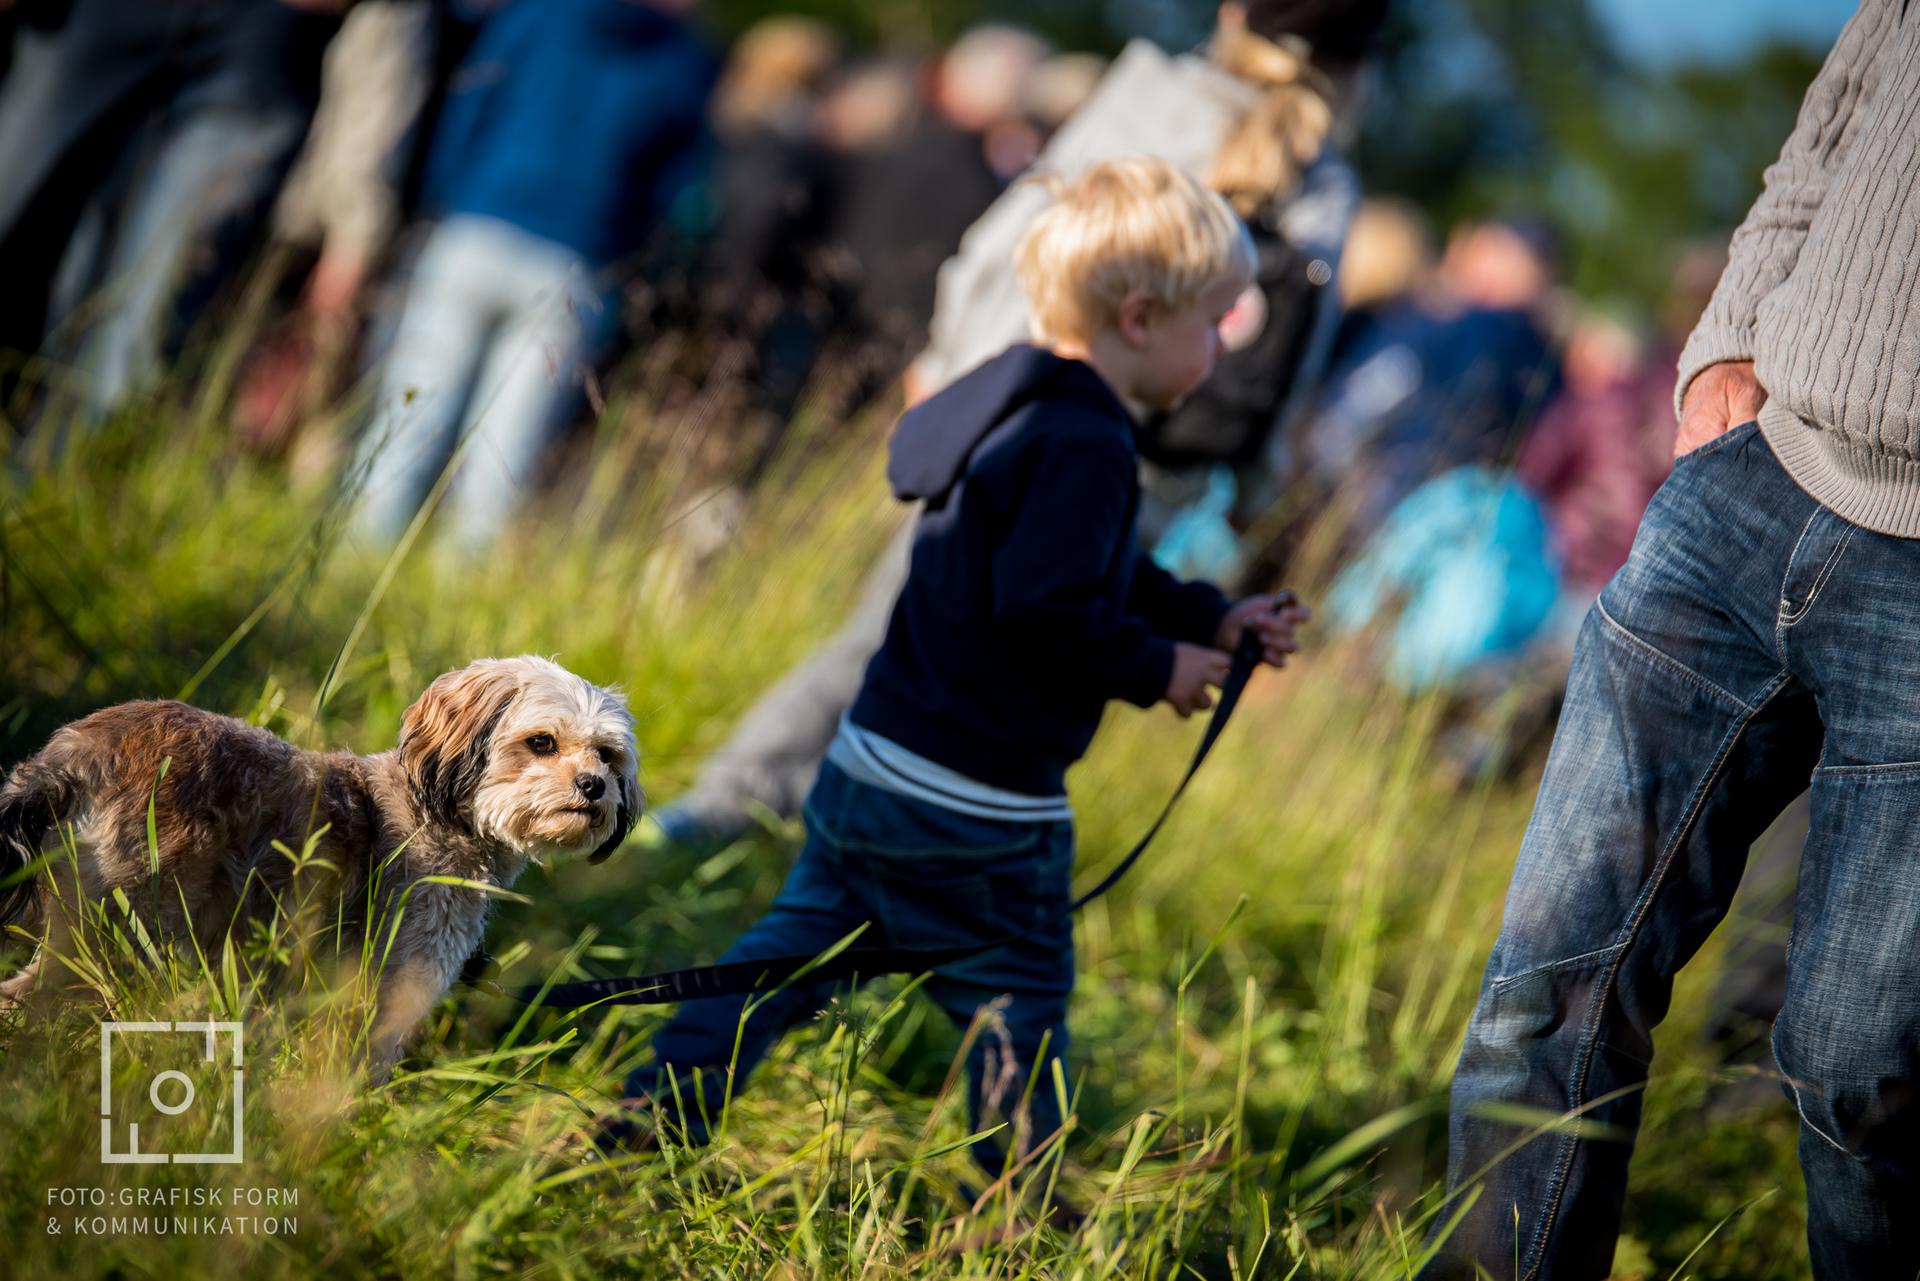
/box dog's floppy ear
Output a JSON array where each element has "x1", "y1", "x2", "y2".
[
  {"x1": 399, "y1": 659, "x2": 521, "y2": 828},
  {"x1": 587, "y1": 761, "x2": 640, "y2": 864}
]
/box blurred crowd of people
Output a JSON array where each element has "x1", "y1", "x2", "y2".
[
  {"x1": 0, "y1": 0, "x2": 1720, "y2": 772},
  {"x1": 1309, "y1": 204, "x2": 1721, "y2": 777},
  {"x1": 0, "y1": 1, "x2": 1091, "y2": 511}
]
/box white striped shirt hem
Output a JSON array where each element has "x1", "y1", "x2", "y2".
[{"x1": 825, "y1": 716, "x2": 1073, "y2": 823}]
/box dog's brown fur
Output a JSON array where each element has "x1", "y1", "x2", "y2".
[{"x1": 0, "y1": 656, "x2": 639, "y2": 1080}]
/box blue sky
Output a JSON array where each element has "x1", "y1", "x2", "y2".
[{"x1": 1593, "y1": 0, "x2": 1858, "y2": 65}]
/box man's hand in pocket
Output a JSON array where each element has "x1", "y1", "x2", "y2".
[{"x1": 1676, "y1": 360, "x2": 1766, "y2": 457}]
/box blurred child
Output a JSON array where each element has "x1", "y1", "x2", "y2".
[{"x1": 599, "y1": 157, "x2": 1310, "y2": 1182}]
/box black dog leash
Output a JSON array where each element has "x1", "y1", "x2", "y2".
[{"x1": 501, "y1": 594, "x2": 1293, "y2": 1010}]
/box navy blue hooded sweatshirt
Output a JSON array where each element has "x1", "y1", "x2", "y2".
[{"x1": 848, "y1": 345, "x2": 1233, "y2": 796}]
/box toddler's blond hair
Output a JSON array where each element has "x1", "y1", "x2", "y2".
[{"x1": 1014, "y1": 155, "x2": 1256, "y2": 348}]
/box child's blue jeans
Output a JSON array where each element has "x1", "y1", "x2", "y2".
[{"x1": 624, "y1": 758, "x2": 1077, "y2": 1173}]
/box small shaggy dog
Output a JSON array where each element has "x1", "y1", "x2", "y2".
[{"x1": 0, "y1": 656, "x2": 639, "y2": 1078}]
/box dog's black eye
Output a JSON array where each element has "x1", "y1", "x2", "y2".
[
  {"x1": 528, "y1": 734, "x2": 557, "y2": 756},
  {"x1": 595, "y1": 745, "x2": 616, "y2": 765}
]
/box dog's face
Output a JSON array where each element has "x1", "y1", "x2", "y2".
[{"x1": 398, "y1": 656, "x2": 641, "y2": 866}]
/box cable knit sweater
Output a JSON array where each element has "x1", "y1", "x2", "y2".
[{"x1": 1675, "y1": 0, "x2": 1920, "y2": 537}]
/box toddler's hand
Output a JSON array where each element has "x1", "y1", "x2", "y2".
[
  {"x1": 1215, "y1": 592, "x2": 1312, "y2": 667},
  {"x1": 1165, "y1": 643, "x2": 1232, "y2": 718}
]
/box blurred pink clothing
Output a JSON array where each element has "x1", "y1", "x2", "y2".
[{"x1": 1516, "y1": 355, "x2": 1678, "y2": 594}]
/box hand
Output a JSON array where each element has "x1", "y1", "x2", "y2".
[
  {"x1": 1165, "y1": 643, "x2": 1231, "y2": 718},
  {"x1": 1214, "y1": 592, "x2": 1312, "y2": 667},
  {"x1": 902, "y1": 355, "x2": 935, "y2": 408},
  {"x1": 1676, "y1": 360, "x2": 1765, "y2": 458},
  {"x1": 303, "y1": 250, "x2": 369, "y2": 317}
]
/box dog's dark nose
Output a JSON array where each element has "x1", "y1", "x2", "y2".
[{"x1": 575, "y1": 774, "x2": 606, "y2": 801}]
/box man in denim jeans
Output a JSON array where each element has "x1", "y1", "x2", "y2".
[{"x1": 1423, "y1": 3, "x2": 1920, "y2": 1277}]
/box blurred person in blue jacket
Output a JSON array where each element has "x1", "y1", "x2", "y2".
[
  {"x1": 1298, "y1": 215, "x2": 1561, "y2": 550},
  {"x1": 347, "y1": 0, "x2": 716, "y2": 552}
]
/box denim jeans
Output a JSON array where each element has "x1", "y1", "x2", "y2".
[
  {"x1": 59, "y1": 96, "x2": 312, "y2": 420},
  {"x1": 347, "y1": 214, "x2": 617, "y2": 551},
  {"x1": 1424, "y1": 418, "x2": 1920, "y2": 1279},
  {"x1": 626, "y1": 758, "x2": 1076, "y2": 1175}
]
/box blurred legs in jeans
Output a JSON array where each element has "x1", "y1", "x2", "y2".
[
  {"x1": 0, "y1": 0, "x2": 332, "y2": 416},
  {"x1": 654, "y1": 520, "x2": 915, "y2": 845},
  {"x1": 348, "y1": 214, "x2": 615, "y2": 551}
]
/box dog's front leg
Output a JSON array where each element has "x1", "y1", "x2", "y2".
[
  {"x1": 366, "y1": 956, "x2": 455, "y2": 1085},
  {"x1": 364, "y1": 883, "x2": 484, "y2": 1085}
]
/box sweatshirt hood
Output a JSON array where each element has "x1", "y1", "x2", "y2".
[{"x1": 887, "y1": 345, "x2": 1128, "y2": 503}]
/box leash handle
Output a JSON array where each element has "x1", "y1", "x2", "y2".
[{"x1": 508, "y1": 590, "x2": 1297, "y2": 1011}]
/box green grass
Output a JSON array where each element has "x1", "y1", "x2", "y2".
[{"x1": 0, "y1": 376, "x2": 1812, "y2": 1278}]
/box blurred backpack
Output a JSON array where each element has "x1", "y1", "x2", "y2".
[
  {"x1": 1323, "y1": 464, "x2": 1561, "y2": 692},
  {"x1": 1134, "y1": 205, "x2": 1328, "y2": 469}
]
